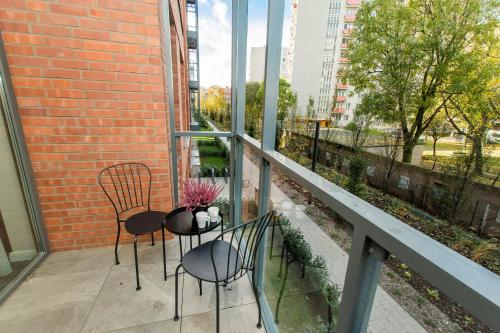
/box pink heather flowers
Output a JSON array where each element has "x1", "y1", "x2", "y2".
[{"x1": 181, "y1": 179, "x2": 223, "y2": 211}]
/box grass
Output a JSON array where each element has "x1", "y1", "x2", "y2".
[{"x1": 200, "y1": 156, "x2": 227, "y2": 169}]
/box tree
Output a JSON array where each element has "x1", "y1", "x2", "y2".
[
  {"x1": 276, "y1": 79, "x2": 297, "y2": 147},
  {"x1": 201, "y1": 86, "x2": 227, "y2": 115},
  {"x1": 345, "y1": 0, "x2": 496, "y2": 163},
  {"x1": 245, "y1": 80, "x2": 297, "y2": 143},
  {"x1": 381, "y1": 130, "x2": 403, "y2": 195},
  {"x1": 345, "y1": 111, "x2": 373, "y2": 153},
  {"x1": 245, "y1": 81, "x2": 263, "y2": 135},
  {"x1": 443, "y1": 36, "x2": 499, "y2": 174},
  {"x1": 427, "y1": 113, "x2": 452, "y2": 157}
]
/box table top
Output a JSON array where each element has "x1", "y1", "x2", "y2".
[{"x1": 164, "y1": 206, "x2": 223, "y2": 236}]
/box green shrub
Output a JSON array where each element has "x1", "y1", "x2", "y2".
[
  {"x1": 199, "y1": 146, "x2": 227, "y2": 158},
  {"x1": 347, "y1": 156, "x2": 367, "y2": 194}
]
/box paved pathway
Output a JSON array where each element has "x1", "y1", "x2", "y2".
[{"x1": 206, "y1": 119, "x2": 427, "y2": 333}]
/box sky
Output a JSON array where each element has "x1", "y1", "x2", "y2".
[{"x1": 197, "y1": 0, "x2": 292, "y2": 87}]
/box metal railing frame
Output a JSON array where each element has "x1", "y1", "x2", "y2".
[{"x1": 163, "y1": 0, "x2": 500, "y2": 332}]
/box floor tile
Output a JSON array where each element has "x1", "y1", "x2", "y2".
[
  {"x1": 180, "y1": 274, "x2": 257, "y2": 317},
  {"x1": 181, "y1": 302, "x2": 263, "y2": 333},
  {"x1": 118, "y1": 237, "x2": 181, "y2": 266},
  {"x1": 81, "y1": 261, "x2": 180, "y2": 333},
  {"x1": 33, "y1": 246, "x2": 115, "y2": 277},
  {"x1": 0, "y1": 271, "x2": 107, "y2": 333},
  {"x1": 106, "y1": 319, "x2": 180, "y2": 333}
]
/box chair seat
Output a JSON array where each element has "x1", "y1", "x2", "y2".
[
  {"x1": 182, "y1": 240, "x2": 242, "y2": 282},
  {"x1": 125, "y1": 210, "x2": 166, "y2": 235}
]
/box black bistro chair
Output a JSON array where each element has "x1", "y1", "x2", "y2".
[
  {"x1": 98, "y1": 163, "x2": 167, "y2": 290},
  {"x1": 174, "y1": 211, "x2": 274, "y2": 332}
]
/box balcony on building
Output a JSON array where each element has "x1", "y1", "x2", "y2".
[
  {"x1": 339, "y1": 57, "x2": 349, "y2": 63},
  {"x1": 342, "y1": 29, "x2": 353, "y2": 36},
  {"x1": 344, "y1": 14, "x2": 356, "y2": 22},
  {"x1": 346, "y1": 0, "x2": 361, "y2": 6},
  {"x1": 187, "y1": 29, "x2": 198, "y2": 49},
  {"x1": 336, "y1": 83, "x2": 349, "y2": 89},
  {"x1": 333, "y1": 107, "x2": 346, "y2": 113},
  {"x1": 336, "y1": 95, "x2": 347, "y2": 102}
]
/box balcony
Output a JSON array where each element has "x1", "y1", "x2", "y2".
[
  {"x1": 344, "y1": 14, "x2": 356, "y2": 22},
  {"x1": 341, "y1": 43, "x2": 348, "y2": 49},
  {"x1": 346, "y1": 0, "x2": 360, "y2": 6},
  {"x1": 0, "y1": 0, "x2": 498, "y2": 333},
  {"x1": 342, "y1": 29, "x2": 353, "y2": 36},
  {"x1": 187, "y1": 30, "x2": 198, "y2": 49},
  {"x1": 339, "y1": 57, "x2": 349, "y2": 63},
  {"x1": 189, "y1": 79, "x2": 200, "y2": 89}
]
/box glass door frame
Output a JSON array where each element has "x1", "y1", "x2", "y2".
[{"x1": 0, "y1": 36, "x2": 50, "y2": 304}]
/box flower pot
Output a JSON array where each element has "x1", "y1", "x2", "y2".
[{"x1": 191, "y1": 205, "x2": 209, "y2": 216}]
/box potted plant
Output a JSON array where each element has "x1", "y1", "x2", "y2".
[{"x1": 181, "y1": 179, "x2": 223, "y2": 214}]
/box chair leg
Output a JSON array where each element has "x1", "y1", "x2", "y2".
[
  {"x1": 179, "y1": 235, "x2": 183, "y2": 260},
  {"x1": 252, "y1": 269, "x2": 263, "y2": 328},
  {"x1": 198, "y1": 279, "x2": 202, "y2": 295},
  {"x1": 134, "y1": 235, "x2": 141, "y2": 291},
  {"x1": 215, "y1": 282, "x2": 220, "y2": 333},
  {"x1": 162, "y1": 225, "x2": 166, "y2": 281},
  {"x1": 151, "y1": 232, "x2": 155, "y2": 246},
  {"x1": 115, "y1": 223, "x2": 121, "y2": 265},
  {"x1": 174, "y1": 263, "x2": 183, "y2": 321}
]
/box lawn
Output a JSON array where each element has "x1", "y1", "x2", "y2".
[{"x1": 200, "y1": 156, "x2": 227, "y2": 169}]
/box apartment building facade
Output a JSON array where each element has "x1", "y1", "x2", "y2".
[
  {"x1": 249, "y1": 45, "x2": 288, "y2": 82},
  {"x1": 286, "y1": 0, "x2": 361, "y2": 126}
]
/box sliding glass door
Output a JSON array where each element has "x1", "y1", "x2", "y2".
[{"x1": 0, "y1": 37, "x2": 48, "y2": 301}]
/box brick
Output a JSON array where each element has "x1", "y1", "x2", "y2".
[
  {"x1": 76, "y1": 50, "x2": 113, "y2": 62},
  {"x1": 38, "y1": 13, "x2": 80, "y2": 27},
  {"x1": 81, "y1": 70, "x2": 115, "y2": 81},
  {"x1": 31, "y1": 24, "x2": 72, "y2": 37},
  {"x1": 49, "y1": 3, "x2": 88, "y2": 17},
  {"x1": 44, "y1": 68, "x2": 81, "y2": 79},
  {"x1": 0, "y1": 9, "x2": 37, "y2": 22},
  {"x1": 0, "y1": 21, "x2": 30, "y2": 33},
  {"x1": 35, "y1": 47, "x2": 76, "y2": 58},
  {"x1": 72, "y1": 29, "x2": 110, "y2": 41},
  {"x1": 25, "y1": 1, "x2": 49, "y2": 12}
]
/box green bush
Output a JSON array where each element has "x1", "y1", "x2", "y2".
[
  {"x1": 347, "y1": 156, "x2": 367, "y2": 194},
  {"x1": 200, "y1": 164, "x2": 228, "y2": 177},
  {"x1": 199, "y1": 146, "x2": 227, "y2": 158},
  {"x1": 279, "y1": 216, "x2": 340, "y2": 330},
  {"x1": 197, "y1": 139, "x2": 219, "y2": 147}
]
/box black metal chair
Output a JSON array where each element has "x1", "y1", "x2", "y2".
[
  {"x1": 98, "y1": 162, "x2": 167, "y2": 290},
  {"x1": 174, "y1": 211, "x2": 274, "y2": 332}
]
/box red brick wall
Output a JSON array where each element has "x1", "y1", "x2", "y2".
[{"x1": 0, "y1": 0, "x2": 190, "y2": 251}]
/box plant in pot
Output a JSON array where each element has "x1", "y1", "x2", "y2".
[{"x1": 181, "y1": 179, "x2": 223, "y2": 215}]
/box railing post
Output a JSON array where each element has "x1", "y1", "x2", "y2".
[
  {"x1": 229, "y1": 0, "x2": 248, "y2": 227},
  {"x1": 255, "y1": 0, "x2": 285, "y2": 297},
  {"x1": 336, "y1": 229, "x2": 388, "y2": 333}
]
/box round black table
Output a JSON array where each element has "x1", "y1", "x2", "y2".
[{"x1": 165, "y1": 206, "x2": 224, "y2": 259}]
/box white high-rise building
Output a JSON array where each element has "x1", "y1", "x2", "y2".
[
  {"x1": 286, "y1": 0, "x2": 361, "y2": 126},
  {"x1": 249, "y1": 46, "x2": 289, "y2": 83}
]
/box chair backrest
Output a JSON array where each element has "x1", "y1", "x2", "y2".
[
  {"x1": 211, "y1": 211, "x2": 275, "y2": 283},
  {"x1": 97, "y1": 163, "x2": 151, "y2": 217}
]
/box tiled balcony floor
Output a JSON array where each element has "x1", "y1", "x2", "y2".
[{"x1": 0, "y1": 232, "x2": 265, "y2": 333}]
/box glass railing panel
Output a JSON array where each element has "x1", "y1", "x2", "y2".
[{"x1": 260, "y1": 165, "x2": 354, "y2": 332}]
